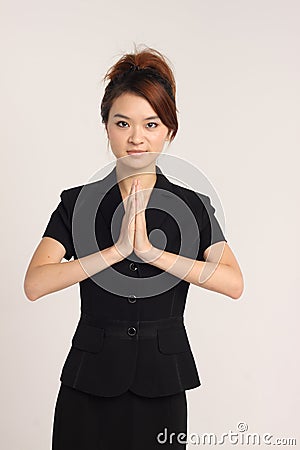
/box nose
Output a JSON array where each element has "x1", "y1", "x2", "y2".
[{"x1": 129, "y1": 127, "x2": 144, "y2": 145}]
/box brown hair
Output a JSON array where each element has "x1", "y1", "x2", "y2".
[{"x1": 100, "y1": 44, "x2": 179, "y2": 142}]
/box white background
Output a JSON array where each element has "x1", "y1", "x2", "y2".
[{"x1": 0, "y1": 0, "x2": 299, "y2": 448}]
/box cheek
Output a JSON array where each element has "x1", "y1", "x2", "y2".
[
  {"x1": 154, "y1": 130, "x2": 169, "y2": 143},
  {"x1": 108, "y1": 127, "x2": 121, "y2": 141}
]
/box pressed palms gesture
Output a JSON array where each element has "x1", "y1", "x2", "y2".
[{"x1": 115, "y1": 179, "x2": 159, "y2": 261}]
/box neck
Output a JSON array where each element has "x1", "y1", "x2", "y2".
[{"x1": 115, "y1": 162, "x2": 157, "y2": 199}]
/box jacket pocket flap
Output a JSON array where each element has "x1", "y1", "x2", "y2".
[
  {"x1": 72, "y1": 323, "x2": 104, "y2": 353},
  {"x1": 158, "y1": 326, "x2": 190, "y2": 354}
]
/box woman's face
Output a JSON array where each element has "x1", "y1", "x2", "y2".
[{"x1": 106, "y1": 92, "x2": 171, "y2": 169}]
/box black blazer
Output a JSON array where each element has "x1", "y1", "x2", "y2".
[{"x1": 42, "y1": 165, "x2": 227, "y2": 398}]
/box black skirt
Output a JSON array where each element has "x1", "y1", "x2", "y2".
[{"x1": 52, "y1": 382, "x2": 187, "y2": 449}]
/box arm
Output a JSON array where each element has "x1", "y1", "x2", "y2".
[
  {"x1": 23, "y1": 237, "x2": 123, "y2": 302},
  {"x1": 138, "y1": 242, "x2": 244, "y2": 300}
]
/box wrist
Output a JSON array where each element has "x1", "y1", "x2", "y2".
[
  {"x1": 136, "y1": 245, "x2": 162, "y2": 263},
  {"x1": 112, "y1": 244, "x2": 129, "y2": 261}
]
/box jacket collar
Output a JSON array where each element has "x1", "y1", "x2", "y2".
[{"x1": 98, "y1": 164, "x2": 175, "y2": 233}]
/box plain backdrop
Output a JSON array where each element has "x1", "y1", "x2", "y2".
[{"x1": 1, "y1": 0, "x2": 299, "y2": 448}]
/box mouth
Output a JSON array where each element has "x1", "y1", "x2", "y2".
[{"x1": 127, "y1": 150, "x2": 147, "y2": 155}]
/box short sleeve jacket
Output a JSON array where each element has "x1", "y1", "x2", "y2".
[{"x1": 41, "y1": 164, "x2": 227, "y2": 397}]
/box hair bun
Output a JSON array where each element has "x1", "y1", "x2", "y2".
[
  {"x1": 100, "y1": 45, "x2": 178, "y2": 142},
  {"x1": 129, "y1": 63, "x2": 141, "y2": 71},
  {"x1": 103, "y1": 46, "x2": 176, "y2": 99}
]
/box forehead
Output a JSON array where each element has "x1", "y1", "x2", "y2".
[{"x1": 109, "y1": 92, "x2": 157, "y2": 118}]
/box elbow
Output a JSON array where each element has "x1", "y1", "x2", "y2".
[
  {"x1": 230, "y1": 274, "x2": 244, "y2": 300},
  {"x1": 23, "y1": 279, "x2": 41, "y2": 302},
  {"x1": 24, "y1": 285, "x2": 38, "y2": 302},
  {"x1": 230, "y1": 289, "x2": 243, "y2": 300}
]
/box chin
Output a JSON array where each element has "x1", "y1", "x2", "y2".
[{"x1": 117, "y1": 153, "x2": 159, "y2": 168}]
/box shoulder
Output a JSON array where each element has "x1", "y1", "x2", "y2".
[
  {"x1": 59, "y1": 179, "x2": 102, "y2": 209},
  {"x1": 170, "y1": 182, "x2": 216, "y2": 229},
  {"x1": 171, "y1": 182, "x2": 210, "y2": 209}
]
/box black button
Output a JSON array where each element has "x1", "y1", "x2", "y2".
[
  {"x1": 128, "y1": 294, "x2": 137, "y2": 304},
  {"x1": 127, "y1": 327, "x2": 137, "y2": 336},
  {"x1": 129, "y1": 262, "x2": 138, "y2": 271}
]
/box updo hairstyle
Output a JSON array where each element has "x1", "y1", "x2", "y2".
[{"x1": 100, "y1": 45, "x2": 178, "y2": 142}]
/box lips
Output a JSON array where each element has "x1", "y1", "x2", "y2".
[{"x1": 127, "y1": 150, "x2": 147, "y2": 154}]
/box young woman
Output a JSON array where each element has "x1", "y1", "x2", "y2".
[{"x1": 24, "y1": 46, "x2": 243, "y2": 449}]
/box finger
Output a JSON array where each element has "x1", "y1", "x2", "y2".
[
  {"x1": 124, "y1": 180, "x2": 135, "y2": 212},
  {"x1": 127, "y1": 179, "x2": 137, "y2": 206},
  {"x1": 135, "y1": 178, "x2": 138, "y2": 212},
  {"x1": 134, "y1": 179, "x2": 137, "y2": 217},
  {"x1": 135, "y1": 179, "x2": 141, "y2": 217},
  {"x1": 122, "y1": 182, "x2": 135, "y2": 232},
  {"x1": 129, "y1": 180, "x2": 136, "y2": 224},
  {"x1": 138, "y1": 180, "x2": 146, "y2": 218},
  {"x1": 135, "y1": 183, "x2": 146, "y2": 232},
  {"x1": 138, "y1": 180, "x2": 147, "y2": 210},
  {"x1": 136, "y1": 179, "x2": 142, "y2": 215}
]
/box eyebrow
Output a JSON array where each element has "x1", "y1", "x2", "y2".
[{"x1": 113, "y1": 114, "x2": 160, "y2": 120}]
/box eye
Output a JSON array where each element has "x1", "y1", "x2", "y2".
[
  {"x1": 116, "y1": 121, "x2": 129, "y2": 128},
  {"x1": 146, "y1": 122, "x2": 158, "y2": 129}
]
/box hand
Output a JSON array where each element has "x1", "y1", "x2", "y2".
[
  {"x1": 133, "y1": 179, "x2": 153, "y2": 260},
  {"x1": 133, "y1": 179, "x2": 163, "y2": 263},
  {"x1": 115, "y1": 178, "x2": 161, "y2": 262},
  {"x1": 114, "y1": 180, "x2": 136, "y2": 258}
]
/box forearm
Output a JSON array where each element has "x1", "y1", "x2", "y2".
[
  {"x1": 140, "y1": 247, "x2": 240, "y2": 299},
  {"x1": 25, "y1": 245, "x2": 124, "y2": 301}
]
